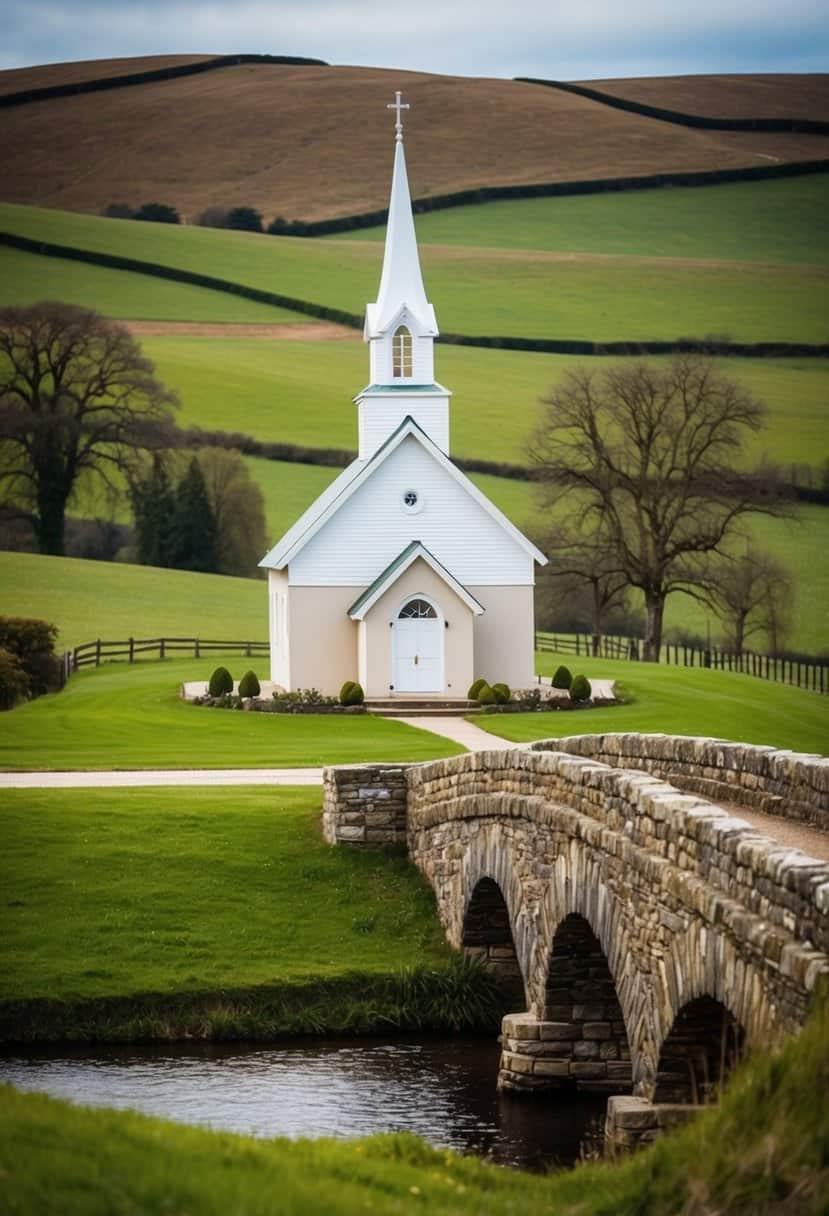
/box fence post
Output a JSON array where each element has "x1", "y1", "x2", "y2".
[
  {"x1": 129, "y1": 637, "x2": 134, "y2": 663},
  {"x1": 95, "y1": 639, "x2": 101, "y2": 667},
  {"x1": 195, "y1": 638, "x2": 200, "y2": 660},
  {"x1": 160, "y1": 638, "x2": 166, "y2": 661}
]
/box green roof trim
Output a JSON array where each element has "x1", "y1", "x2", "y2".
[
  {"x1": 347, "y1": 541, "x2": 422, "y2": 617},
  {"x1": 348, "y1": 540, "x2": 485, "y2": 620},
  {"x1": 357, "y1": 383, "x2": 447, "y2": 396}
]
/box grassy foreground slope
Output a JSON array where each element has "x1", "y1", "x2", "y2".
[
  {"x1": 3, "y1": 202, "x2": 826, "y2": 343},
  {"x1": 476, "y1": 654, "x2": 829, "y2": 754},
  {"x1": 0, "y1": 786, "x2": 453, "y2": 1004},
  {"x1": 1, "y1": 989, "x2": 826, "y2": 1214},
  {"x1": 0, "y1": 658, "x2": 463, "y2": 771}
]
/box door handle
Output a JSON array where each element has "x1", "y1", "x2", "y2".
[{"x1": 414, "y1": 655, "x2": 419, "y2": 665}]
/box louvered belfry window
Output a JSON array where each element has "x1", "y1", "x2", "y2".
[{"x1": 392, "y1": 326, "x2": 413, "y2": 377}]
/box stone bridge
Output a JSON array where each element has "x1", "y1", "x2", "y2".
[{"x1": 323, "y1": 734, "x2": 828, "y2": 1146}]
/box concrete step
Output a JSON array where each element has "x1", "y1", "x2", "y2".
[
  {"x1": 369, "y1": 706, "x2": 479, "y2": 718},
  {"x1": 364, "y1": 698, "x2": 477, "y2": 717}
]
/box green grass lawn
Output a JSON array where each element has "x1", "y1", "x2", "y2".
[
  {"x1": 338, "y1": 174, "x2": 829, "y2": 264},
  {"x1": 0, "y1": 551, "x2": 266, "y2": 652},
  {"x1": 2, "y1": 201, "x2": 826, "y2": 343},
  {"x1": 0, "y1": 245, "x2": 300, "y2": 322},
  {"x1": 1, "y1": 988, "x2": 826, "y2": 1214},
  {"x1": 0, "y1": 786, "x2": 453, "y2": 1002},
  {"x1": 145, "y1": 335, "x2": 829, "y2": 470},
  {"x1": 474, "y1": 655, "x2": 829, "y2": 754},
  {"x1": 0, "y1": 658, "x2": 464, "y2": 771}
]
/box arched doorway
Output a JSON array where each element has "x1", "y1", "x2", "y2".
[
  {"x1": 655, "y1": 997, "x2": 745, "y2": 1104},
  {"x1": 393, "y1": 596, "x2": 443, "y2": 692}
]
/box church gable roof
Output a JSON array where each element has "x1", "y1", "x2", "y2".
[
  {"x1": 259, "y1": 415, "x2": 547, "y2": 571},
  {"x1": 348, "y1": 541, "x2": 485, "y2": 620}
]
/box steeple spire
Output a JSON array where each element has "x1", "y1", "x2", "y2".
[{"x1": 364, "y1": 94, "x2": 437, "y2": 339}]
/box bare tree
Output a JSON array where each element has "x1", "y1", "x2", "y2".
[
  {"x1": 0, "y1": 302, "x2": 178, "y2": 555},
  {"x1": 535, "y1": 524, "x2": 629, "y2": 652},
  {"x1": 529, "y1": 356, "x2": 789, "y2": 661},
  {"x1": 710, "y1": 549, "x2": 793, "y2": 656}
]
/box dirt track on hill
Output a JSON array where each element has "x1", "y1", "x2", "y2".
[{"x1": 123, "y1": 320, "x2": 360, "y2": 340}]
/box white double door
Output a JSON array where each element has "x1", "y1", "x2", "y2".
[{"x1": 393, "y1": 616, "x2": 443, "y2": 693}]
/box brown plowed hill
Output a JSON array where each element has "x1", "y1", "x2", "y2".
[
  {"x1": 0, "y1": 54, "x2": 214, "y2": 97},
  {"x1": 1, "y1": 60, "x2": 828, "y2": 223},
  {"x1": 580, "y1": 73, "x2": 829, "y2": 121}
]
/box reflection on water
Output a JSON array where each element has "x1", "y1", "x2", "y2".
[{"x1": 0, "y1": 1036, "x2": 606, "y2": 1172}]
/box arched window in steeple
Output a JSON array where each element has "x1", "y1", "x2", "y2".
[{"x1": 392, "y1": 326, "x2": 413, "y2": 378}]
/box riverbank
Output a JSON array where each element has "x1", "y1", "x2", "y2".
[
  {"x1": 0, "y1": 786, "x2": 507, "y2": 1044},
  {"x1": 1, "y1": 988, "x2": 826, "y2": 1215}
]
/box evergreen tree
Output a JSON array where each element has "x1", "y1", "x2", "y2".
[
  {"x1": 172, "y1": 457, "x2": 218, "y2": 572},
  {"x1": 130, "y1": 455, "x2": 177, "y2": 568}
]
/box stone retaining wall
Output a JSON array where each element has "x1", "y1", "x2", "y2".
[
  {"x1": 534, "y1": 734, "x2": 829, "y2": 829},
  {"x1": 321, "y1": 764, "x2": 409, "y2": 847}
]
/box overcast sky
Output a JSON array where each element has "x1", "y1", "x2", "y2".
[{"x1": 3, "y1": 0, "x2": 828, "y2": 79}]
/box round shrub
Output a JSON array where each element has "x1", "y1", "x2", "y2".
[
  {"x1": 208, "y1": 666, "x2": 233, "y2": 697},
  {"x1": 491, "y1": 682, "x2": 511, "y2": 704},
  {"x1": 340, "y1": 680, "x2": 364, "y2": 706},
  {"x1": 552, "y1": 665, "x2": 573, "y2": 690},
  {"x1": 477, "y1": 683, "x2": 496, "y2": 705},
  {"x1": 238, "y1": 670, "x2": 261, "y2": 698},
  {"x1": 570, "y1": 674, "x2": 592, "y2": 702},
  {"x1": 0, "y1": 647, "x2": 30, "y2": 710},
  {"x1": 468, "y1": 677, "x2": 488, "y2": 700}
]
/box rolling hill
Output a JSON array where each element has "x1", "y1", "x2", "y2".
[{"x1": 1, "y1": 59, "x2": 827, "y2": 223}]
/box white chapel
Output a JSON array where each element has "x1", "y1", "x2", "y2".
[{"x1": 260, "y1": 94, "x2": 546, "y2": 698}]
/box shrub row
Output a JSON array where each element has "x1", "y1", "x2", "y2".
[
  {"x1": 515, "y1": 77, "x2": 829, "y2": 136},
  {"x1": 199, "y1": 669, "x2": 366, "y2": 712},
  {"x1": 4, "y1": 231, "x2": 827, "y2": 361},
  {"x1": 0, "y1": 54, "x2": 328, "y2": 110},
  {"x1": 467, "y1": 668, "x2": 596, "y2": 712}
]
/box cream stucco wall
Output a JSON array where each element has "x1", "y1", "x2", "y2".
[
  {"x1": 468, "y1": 584, "x2": 536, "y2": 689},
  {"x1": 286, "y1": 584, "x2": 361, "y2": 695},
  {"x1": 360, "y1": 558, "x2": 475, "y2": 698}
]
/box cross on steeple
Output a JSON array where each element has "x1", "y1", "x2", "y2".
[{"x1": 387, "y1": 91, "x2": 410, "y2": 142}]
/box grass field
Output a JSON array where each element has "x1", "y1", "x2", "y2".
[
  {"x1": 2, "y1": 202, "x2": 827, "y2": 343},
  {"x1": 337, "y1": 174, "x2": 829, "y2": 265},
  {"x1": 143, "y1": 336, "x2": 829, "y2": 470},
  {"x1": 474, "y1": 654, "x2": 829, "y2": 754},
  {"x1": 0, "y1": 244, "x2": 299, "y2": 322},
  {"x1": 0, "y1": 658, "x2": 464, "y2": 771},
  {"x1": 1, "y1": 989, "x2": 826, "y2": 1213},
  {"x1": 0, "y1": 786, "x2": 453, "y2": 1001}
]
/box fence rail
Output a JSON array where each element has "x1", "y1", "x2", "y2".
[
  {"x1": 68, "y1": 637, "x2": 269, "y2": 673},
  {"x1": 535, "y1": 632, "x2": 828, "y2": 694}
]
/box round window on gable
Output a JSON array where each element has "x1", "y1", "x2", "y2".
[{"x1": 401, "y1": 489, "x2": 424, "y2": 514}]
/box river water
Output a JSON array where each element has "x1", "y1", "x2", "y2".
[{"x1": 0, "y1": 1036, "x2": 606, "y2": 1172}]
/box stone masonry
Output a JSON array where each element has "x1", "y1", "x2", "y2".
[{"x1": 322, "y1": 736, "x2": 829, "y2": 1107}]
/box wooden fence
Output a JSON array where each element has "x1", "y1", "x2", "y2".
[
  {"x1": 68, "y1": 636, "x2": 269, "y2": 673},
  {"x1": 535, "y1": 632, "x2": 829, "y2": 694}
]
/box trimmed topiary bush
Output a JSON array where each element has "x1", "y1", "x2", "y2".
[
  {"x1": 570, "y1": 674, "x2": 592, "y2": 702},
  {"x1": 552, "y1": 665, "x2": 573, "y2": 690},
  {"x1": 477, "y1": 683, "x2": 496, "y2": 705},
  {"x1": 208, "y1": 666, "x2": 233, "y2": 697},
  {"x1": 238, "y1": 670, "x2": 261, "y2": 698},
  {"x1": 468, "y1": 678, "x2": 488, "y2": 700},
  {"x1": 491, "y1": 682, "x2": 511, "y2": 704},
  {"x1": 340, "y1": 680, "x2": 364, "y2": 706}
]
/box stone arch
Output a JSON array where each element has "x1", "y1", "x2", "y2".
[
  {"x1": 654, "y1": 995, "x2": 746, "y2": 1104},
  {"x1": 655, "y1": 921, "x2": 778, "y2": 1078},
  {"x1": 461, "y1": 877, "x2": 524, "y2": 1004},
  {"x1": 459, "y1": 825, "x2": 533, "y2": 1008}
]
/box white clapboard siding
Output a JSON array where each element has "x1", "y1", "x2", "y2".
[
  {"x1": 359, "y1": 394, "x2": 449, "y2": 459},
  {"x1": 290, "y1": 434, "x2": 534, "y2": 586}
]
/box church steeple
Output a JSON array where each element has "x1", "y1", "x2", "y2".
[
  {"x1": 356, "y1": 92, "x2": 450, "y2": 460},
  {"x1": 365, "y1": 94, "x2": 437, "y2": 342}
]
